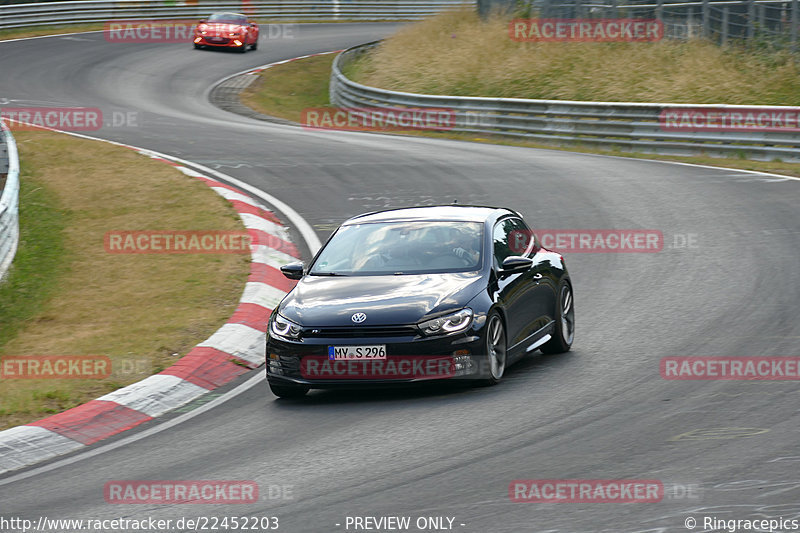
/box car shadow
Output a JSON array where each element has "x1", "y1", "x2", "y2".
[{"x1": 270, "y1": 349, "x2": 579, "y2": 406}]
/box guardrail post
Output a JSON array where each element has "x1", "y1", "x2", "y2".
[
  {"x1": 792, "y1": 0, "x2": 798, "y2": 52},
  {"x1": 610, "y1": 0, "x2": 618, "y2": 19},
  {"x1": 722, "y1": 6, "x2": 729, "y2": 45},
  {"x1": 656, "y1": 0, "x2": 663, "y2": 22},
  {"x1": 748, "y1": 0, "x2": 756, "y2": 40},
  {"x1": 702, "y1": 0, "x2": 710, "y2": 38},
  {"x1": 758, "y1": 4, "x2": 766, "y2": 35}
]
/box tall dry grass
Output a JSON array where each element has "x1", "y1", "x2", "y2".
[{"x1": 351, "y1": 9, "x2": 800, "y2": 105}]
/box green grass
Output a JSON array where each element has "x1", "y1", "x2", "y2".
[
  {"x1": 0, "y1": 130, "x2": 250, "y2": 429},
  {"x1": 0, "y1": 162, "x2": 69, "y2": 349},
  {"x1": 240, "y1": 53, "x2": 337, "y2": 123},
  {"x1": 348, "y1": 8, "x2": 800, "y2": 106}
]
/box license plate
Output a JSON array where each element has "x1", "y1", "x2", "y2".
[
  {"x1": 328, "y1": 345, "x2": 386, "y2": 360},
  {"x1": 209, "y1": 37, "x2": 223, "y2": 42}
]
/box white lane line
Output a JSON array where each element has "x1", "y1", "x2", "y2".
[
  {"x1": 136, "y1": 149, "x2": 322, "y2": 254},
  {"x1": 0, "y1": 30, "x2": 105, "y2": 44},
  {"x1": 0, "y1": 372, "x2": 264, "y2": 486},
  {"x1": 3, "y1": 128, "x2": 322, "y2": 254}
]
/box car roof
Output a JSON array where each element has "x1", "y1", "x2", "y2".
[{"x1": 343, "y1": 205, "x2": 515, "y2": 225}]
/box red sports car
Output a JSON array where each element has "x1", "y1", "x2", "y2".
[{"x1": 193, "y1": 12, "x2": 259, "y2": 53}]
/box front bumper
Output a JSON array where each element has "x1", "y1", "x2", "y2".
[
  {"x1": 266, "y1": 332, "x2": 486, "y2": 388},
  {"x1": 194, "y1": 35, "x2": 245, "y2": 47}
]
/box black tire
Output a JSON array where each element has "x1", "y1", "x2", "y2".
[
  {"x1": 250, "y1": 40, "x2": 258, "y2": 50},
  {"x1": 193, "y1": 43, "x2": 202, "y2": 49},
  {"x1": 238, "y1": 42, "x2": 247, "y2": 53},
  {"x1": 540, "y1": 280, "x2": 575, "y2": 354},
  {"x1": 269, "y1": 381, "x2": 309, "y2": 398},
  {"x1": 479, "y1": 311, "x2": 507, "y2": 386}
]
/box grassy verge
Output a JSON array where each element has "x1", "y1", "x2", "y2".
[
  {"x1": 348, "y1": 9, "x2": 800, "y2": 105},
  {"x1": 239, "y1": 53, "x2": 800, "y2": 178},
  {"x1": 240, "y1": 53, "x2": 337, "y2": 124},
  {"x1": 0, "y1": 130, "x2": 250, "y2": 429}
]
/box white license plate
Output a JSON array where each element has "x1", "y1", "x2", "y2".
[{"x1": 328, "y1": 345, "x2": 386, "y2": 360}]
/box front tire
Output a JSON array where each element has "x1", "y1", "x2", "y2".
[
  {"x1": 540, "y1": 280, "x2": 574, "y2": 354},
  {"x1": 238, "y1": 42, "x2": 248, "y2": 53},
  {"x1": 269, "y1": 381, "x2": 309, "y2": 398},
  {"x1": 480, "y1": 311, "x2": 507, "y2": 386}
]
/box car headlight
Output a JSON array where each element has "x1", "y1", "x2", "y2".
[
  {"x1": 270, "y1": 314, "x2": 302, "y2": 340},
  {"x1": 228, "y1": 32, "x2": 241, "y2": 37},
  {"x1": 419, "y1": 308, "x2": 473, "y2": 336}
]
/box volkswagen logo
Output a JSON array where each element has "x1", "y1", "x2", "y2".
[{"x1": 351, "y1": 312, "x2": 367, "y2": 323}]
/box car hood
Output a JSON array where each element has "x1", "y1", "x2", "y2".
[{"x1": 278, "y1": 272, "x2": 485, "y2": 327}]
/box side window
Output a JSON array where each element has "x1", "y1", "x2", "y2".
[{"x1": 493, "y1": 217, "x2": 534, "y2": 265}]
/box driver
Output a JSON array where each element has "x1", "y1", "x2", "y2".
[{"x1": 451, "y1": 230, "x2": 480, "y2": 265}]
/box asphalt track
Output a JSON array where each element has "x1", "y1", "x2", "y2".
[{"x1": 1, "y1": 23, "x2": 800, "y2": 533}]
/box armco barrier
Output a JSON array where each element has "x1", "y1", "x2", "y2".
[
  {"x1": 330, "y1": 41, "x2": 800, "y2": 162},
  {"x1": 0, "y1": 0, "x2": 474, "y2": 29},
  {"x1": 0, "y1": 120, "x2": 20, "y2": 282}
]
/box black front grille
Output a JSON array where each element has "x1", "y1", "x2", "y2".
[{"x1": 303, "y1": 326, "x2": 418, "y2": 338}]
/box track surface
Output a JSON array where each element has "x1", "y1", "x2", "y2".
[{"x1": 1, "y1": 24, "x2": 800, "y2": 533}]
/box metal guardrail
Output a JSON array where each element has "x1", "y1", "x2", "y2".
[
  {"x1": 330, "y1": 42, "x2": 800, "y2": 161},
  {"x1": 0, "y1": 0, "x2": 474, "y2": 29},
  {"x1": 0, "y1": 120, "x2": 20, "y2": 282}
]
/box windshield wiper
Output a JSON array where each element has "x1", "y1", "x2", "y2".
[{"x1": 309, "y1": 271, "x2": 348, "y2": 276}]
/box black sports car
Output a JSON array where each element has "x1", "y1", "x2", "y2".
[{"x1": 266, "y1": 206, "x2": 574, "y2": 398}]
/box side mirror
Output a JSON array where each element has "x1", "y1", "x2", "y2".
[
  {"x1": 280, "y1": 262, "x2": 304, "y2": 280},
  {"x1": 500, "y1": 256, "x2": 533, "y2": 276},
  {"x1": 198, "y1": 19, "x2": 206, "y2": 23}
]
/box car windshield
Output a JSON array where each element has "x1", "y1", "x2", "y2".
[
  {"x1": 310, "y1": 221, "x2": 484, "y2": 276},
  {"x1": 206, "y1": 13, "x2": 247, "y2": 24}
]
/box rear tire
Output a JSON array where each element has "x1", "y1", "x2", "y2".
[
  {"x1": 540, "y1": 280, "x2": 574, "y2": 354},
  {"x1": 269, "y1": 381, "x2": 309, "y2": 398}
]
